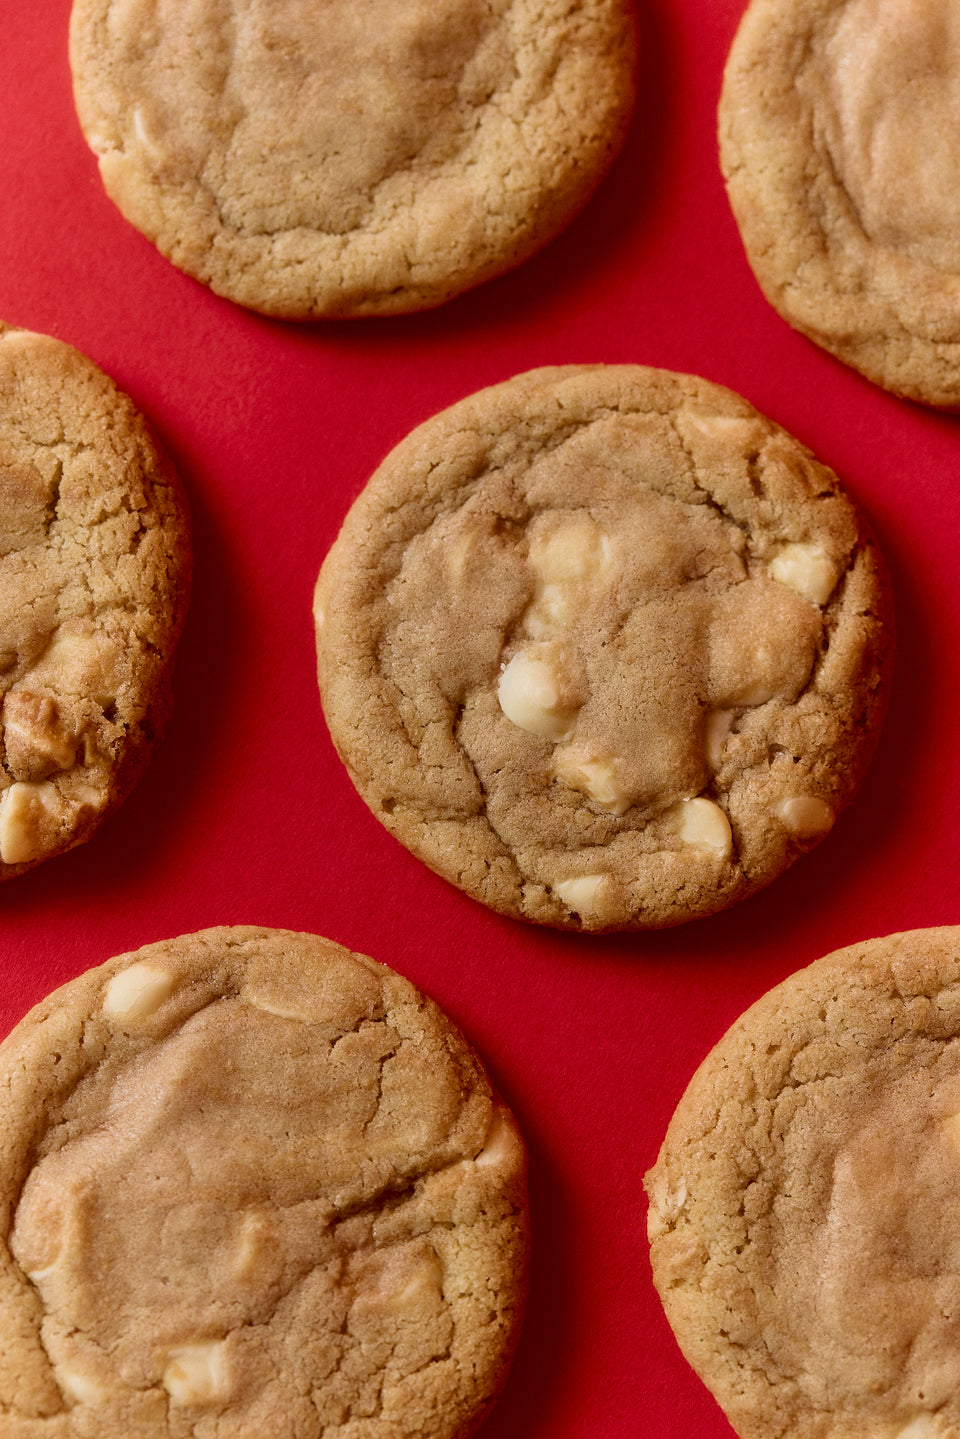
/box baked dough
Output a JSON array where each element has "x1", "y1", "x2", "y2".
[
  {"x1": 69, "y1": 0, "x2": 639, "y2": 317},
  {"x1": 647, "y1": 927, "x2": 960, "y2": 1439},
  {"x1": 0, "y1": 323, "x2": 190, "y2": 879},
  {"x1": 0, "y1": 926, "x2": 528, "y2": 1437},
  {"x1": 314, "y1": 364, "x2": 891, "y2": 931},
  {"x1": 720, "y1": 0, "x2": 960, "y2": 408}
]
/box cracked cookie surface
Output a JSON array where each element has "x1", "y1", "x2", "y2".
[
  {"x1": 645, "y1": 927, "x2": 960, "y2": 1439},
  {"x1": 68, "y1": 0, "x2": 638, "y2": 318},
  {"x1": 720, "y1": 0, "x2": 960, "y2": 407},
  {"x1": 314, "y1": 364, "x2": 891, "y2": 932},
  {"x1": 0, "y1": 926, "x2": 528, "y2": 1438},
  {"x1": 0, "y1": 323, "x2": 189, "y2": 880}
]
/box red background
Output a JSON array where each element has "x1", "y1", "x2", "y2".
[{"x1": 1, "y1": 3, "x2": 957, "y2": 1435}]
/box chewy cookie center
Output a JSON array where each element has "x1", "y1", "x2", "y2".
[
  {"x1": 10, "y1": 986, "x2": 476, "y2": 1409},
  {"x1": 809, "y1": 0, "x2": 960, "y2": 271},
  {"x1": 104, "y1": 0, "x2": 502, "y2": 238}
]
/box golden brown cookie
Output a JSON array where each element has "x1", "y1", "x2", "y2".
[
  {"x1": 645, "y1": 927, "x2": 960, "y2": 1439},
  {"x1": 0, "y1": 926, "x2": 528, "y2": 1438},
  {"x1": 69, "y1": 0, "x2": 639, "y2": 318},
  {"x1": 0, "y1": 323, "x2": 189, "y2": 879},
  {"x1": 314, "y1": 365, "x2": 892, "y2": 932},
  {"x1": 720, "y1": 0, "x2": 960, "y2": 408}
]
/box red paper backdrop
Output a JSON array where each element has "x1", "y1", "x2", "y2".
[{"x1": 2, "y1": 3, "x2": 958, "y2": 1435}]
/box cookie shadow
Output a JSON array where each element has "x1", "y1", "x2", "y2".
[
  {"x1": 475, "y1": 1118, "x2": 577, "y2": 1439},
  {"x1": 0, "y1": 431, "x2": 249, "y2": 914},
  {"x1": 264, "y1": 0, "x2": 674, "y2": 355}
]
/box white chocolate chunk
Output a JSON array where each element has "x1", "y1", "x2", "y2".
[
  {"x1": 776, "y1": 795, "x2": 835, "y2": 839},
  {"x1": 555, "y1": 873, "x2": 612, "y2": 917},
  {"x1": 553, "y1": 746, "x2": 629, "y2": 815},
  {"x1": 525, "y1": 516, "x2": 613, "y2": 635},
  {"x1": 675, "y1": 798, "x2": 733, "y2": 860},
  {"x1": 528, "y1": 515, "x2": 612, "y2": 584},
  {"x1": 475, "y1": 1107, "x2": 513, "y2": 1169},
  {"x1": 769, "y1": 542, "x2": 839, "y2": 607},
  {"x1": 895, "y1": 1419, "x2": 950, "y2": 1439},
  {"x1": 445, "y1": 529, "x2": 476, "y2": 585},
  {"x1": 526, "y1": 581, "x2": 573, "y2": 634},
  {"x1": 497, "y1": 650, "x2": 578, "y2": 741},
  {"x1": 103, "y1": 963, "x2": 177, "y2": 1022},
  {"x1": 0, "y1": 781, "x2": 61, "y2": 864},
  {"x1": 385, "y1": 1253, "x2": 444, "y2": 1312},
  {"x1": 55, "y1": 1365, "x2": 113, "y2": 1405},
  {"x1": 163, "y1": 1341, "x2": 229, "y2": 1405},
  {"x1": 646, "y1": 1174, "x2": 687, "y2": 1239},
  {"x1": 683, "y1": 411, "x2": 764, "y2": 445},
  {"x1": 704, "y1": 709, "x2": 735, "y2": 770}
]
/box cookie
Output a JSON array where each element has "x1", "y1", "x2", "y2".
[
  {"x1": 0, "y1": 323, "x2": 189, "y2": 879},
  {"x1": 0, "y1": 926, "x2": 528, "y2": 1438},
  {"x1": 68, "y1": 0, "x2": 639, "y2": 319},
  {"x1": 313, "y1": 364, "x2": 891, "y2": 932},
  {"x1": 719, "y1": 0, "x2": 960, "y2": 408},
  {"x1": 644, "y1": 927, "x2": 960, "y2": 1439}
]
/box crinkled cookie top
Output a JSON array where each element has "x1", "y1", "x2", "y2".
[
  {"x1": 720, "y1": 0, "x2": 960, "y2": 407},
  {"x1": 647, "y1": 926, "x2": 960, "y2": 1439},
  {"x1": 0, "y1": 926, "x2": 528, "y2": 1438},
  {"x1": 314, "y1": 365, "x2": 891, "y2": 932},
  {"x1": 69, "y1": 0, "x2": 638, "y2": 316},
  {"x1": 0, "y1": 324, "x2": 189, "y2": 879}
]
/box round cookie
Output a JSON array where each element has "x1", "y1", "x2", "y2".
[
  {"x1": 0, "y1": 926, "x2": 528, "y2": 1438},
  {"x1": 720, "y1": 0, "x2": 960, "y2": 408},
  {"x1": 645, "y1": 927, "x2": 960, "y2": 1439},
  {"x1": 314, "y1": 364, "x2": 891, "y2": 932},
  {"x1": 68, "y1": 0, "x2": 639, "y2": 319},
  {"x1": 0, "y1": 323, "x2": 190, "y2": 880}
]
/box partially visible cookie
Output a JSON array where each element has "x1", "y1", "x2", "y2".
[
  {"x1": 0, "y1": 323, "x2": 190, "y2": 879},
  {"x1": 720, "y1": 0, "x2": 960, "y2": 407},
  {"x1": 0, "y1": 926, "x2": 528, "y2": 1438},
  {"x1": 645, "y1": 927, "x2": 960, "y2": 1439},
  {"x1": 69, "y1": 0, "x2": 639, "y2": 318},
  {"x1": 314, "y1": 365, "x2": 891, "y2": 932}
]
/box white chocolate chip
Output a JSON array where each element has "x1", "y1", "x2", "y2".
[
  {"x1": 646, "y1": 1175, "x2": 688, "y2": 1239},
  {"x1": 528, "y1": 515, "x2": 612, "y2": 585},
  {"x1": 555, "y1": 873, "x2": 613, "y2": 917},
  {"x1": 0, "y1": 781, "x2": 61, "y2": 864},
  {"x1": 525, "y1": 516, "x2": 613, "y2": 635},
  {"x1": 770, "y1": 542, "x2": 839, "y2": 607},
  {"x1": 895, "y1": 1419, "x2": 950, "y2": 1439},
  {"x1": 55, "y1": 1366, "x2": 113, "y2": 1405},
  {"x1": 103, "y1": 963, "x2": 177, "y2": 1022},
  {"x1": 683, "y1": 412, "x2": 763, "y2": 445},
  {"x1": 162, "y1": 1341, "x2": 229, "y2": 1405},
  {"x1": 675, "y1": 797, "x2": 733, "y2": 860},
  {"x1": 445, "y1": 529, "x2": 476, "y2": 585},
  {"x1": 385, "y1": 1253, "x2": 444, "y2": 1312},
  {"x1": 475, "y1": 1108, "x2": 513, "y2": 1169},
  {"x1": 497, "y1": 649, "x2": 578, "y2": 741},
  {"x1": 525, "y1": 581, "x2": 573, "y2": 635},
  {"x1": 704, "y1": 709, "x2": 735, "y2": 770},
  {"x1": 553, "y1": 746, "x2": 629, "y2": 815},
  {"x1": 776, "y1": 795, "x2": 835, "y2": 839},
  {"x1": 2, "y1": 692, "x2": 77, "y2": 778}
]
